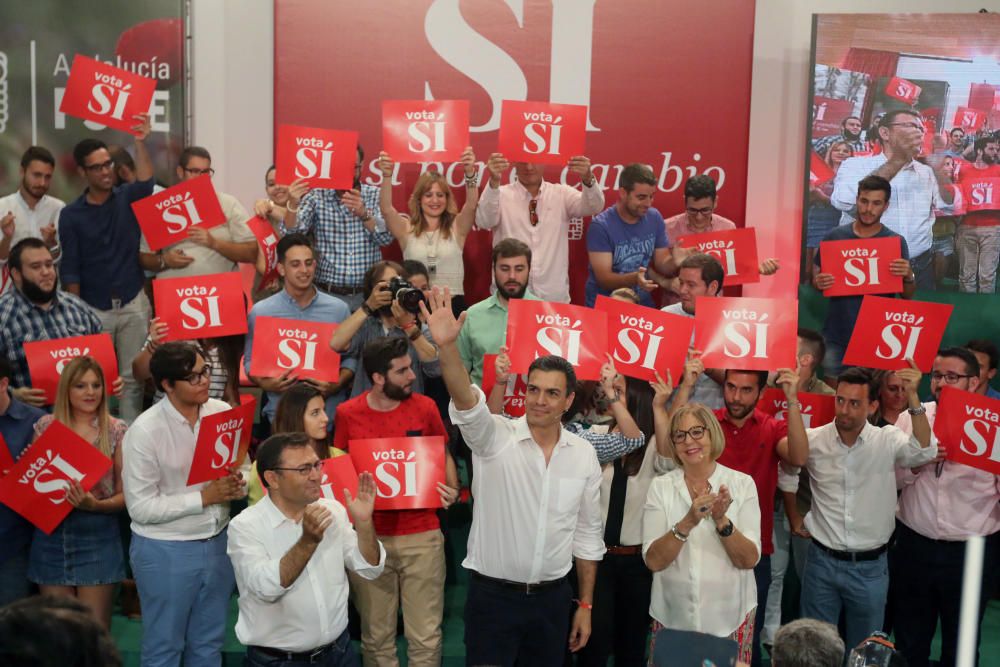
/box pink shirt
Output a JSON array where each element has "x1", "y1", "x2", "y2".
[
  {"x1": 663, "y1": 212, "x2": 737, "y2": 244},
  {"x1": 895, "y1": 403, "x2": 1000, "y2": 540},
  {"x1": 476, "y1": 179, "x2": 605, "y2": 303}
]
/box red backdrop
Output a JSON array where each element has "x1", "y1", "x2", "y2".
[{"x1": 274, "y1": 0, "x2": 756, "y2": 304}]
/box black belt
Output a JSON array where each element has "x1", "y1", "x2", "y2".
[
  {"x1": 471, "y1": 570, "x2": 566, "y2": 594},
  {"x1": 248, "y1": 641, "x2": 336, "y2": 663},
  {"x1": 813, "y1": 539, "x2": 888, "y2": 562},
  {"x1": 316, "y1": 281, "x2": 362, "y2": 296}
]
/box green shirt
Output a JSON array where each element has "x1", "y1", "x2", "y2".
[{"x1": 457, "y1": 290, "x2": 539, "y2": 386}]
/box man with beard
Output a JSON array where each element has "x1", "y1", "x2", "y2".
[
  {"x1": 813, "y1": 175, "x2": 915, "y2": 380},
  {"x1": 477, "y1": 153, "x2": 603, "y2": 303},
  {"x1": 245, "y1": 233, "x2": 356, "y2": 429},
  {"x1": 813, "y1": 116, "x2": 868, "y2": 155},
  {"x1": 457, "y1": 238, "x2": 538, "y2": 386},
  {"x1": 954, "y1": 137, "x2": 1000, "y2": 293},
  {"x1": 329, "y1": 260, "x2": 440, "y2": 398},
  {"x1": 585, "y1": 163, "x2": 673, "y2": 308},
  {"x1": 0, "y1": 146, "x2": 64, "y2": 295},
  {"x1": 965, "y1": 338, "x2": 1000, "y2": 399},
  {"x1": 0, "y1": 238, "x2": 103, "y2": 407},
  {"x1": 673, "y1": 362, "x2": 808, "y2": 667},
  {"x1": 890, "y1": 347, "x2": 1000, "y2": 667},
  {"x1": 333, "y1": 336, "x2": 459, "y2": 667}
]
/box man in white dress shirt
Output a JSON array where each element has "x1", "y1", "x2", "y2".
[
  {"x1": 123, "y1": 342, "x2": 247, "y2": 667},
  {"x1": 421, "y1": 287, "x2": 605, "y2": 666},
  {"x1": 798, "y1": 363, "x2": 935, "y2": 654},
  {"x1": 228, "y1": 432, "x2": 385, "y2": 667}
]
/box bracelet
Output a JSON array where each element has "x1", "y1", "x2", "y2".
[
  {"x1": 157, "y1": 252, "x2": 166, "y2": 271},
  {"x1": 464, "y1": 173, "x2": 479, "y2": 187},
  {"x1": 907, "y1": 405, "x2": 927, "y2": 416},
  {"x1": 785, "y1": 400, "x2": 801, "y2": 410},
  {"x1": 401, "y1": 321, "x2": 417, "y2": 331},
  {"x1": 574, "y1": 599, "x2": 593, "y2": 610},
  {"x1": 361, "y1": 302, "x2": 375, "y2": 317},
  {"x1": 582, "y1": 177, "x2": 595, "y2": 188},
  {"x1": 286, "y1": 200, "x2": 299, "y2": 213},
  {"x1": 671, "y1": 524, "x2": 689, "y2": 542},
  {"x1": 407, "y1": 327, "x2": 422, "y2": 341}
]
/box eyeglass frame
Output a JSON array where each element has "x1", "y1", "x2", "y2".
[
  {"x1": 929, "y1": 371, "x2": 974, "y2": 384},
  {"x1": 271, "y1": 461, "x2": 324, "y2": 476},
  {"x1": 670, "y1": 425, "x2": 708, "y2": 444},
  {"x1": 179, "y1": 365, "x2": 213, "y2": 385},
  {"x1": 181, "y1": 166, "x2": 216, "y2": 177},
  {"x1": 83, "y1": 159, "x2": 115, "y2": 173}
]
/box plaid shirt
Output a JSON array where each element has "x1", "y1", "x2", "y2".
[
  {"x1": 0, "y1": 287, "x2": 103, "y2": 388},
  {"x1": 280, "y1": 184, "x2": 393, "y2": 287}
]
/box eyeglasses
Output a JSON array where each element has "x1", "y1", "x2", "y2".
[
  {"x1": 888, "y1": 122, "x2": 926, "y2": 133},
  {"x1": 685, "y1": 206, "x2": 714, "y2": 218},
  {"x1": 529, "y1": 199, "x2": 539, "y2": 226},
  {"x1": 180, "y1": 365, "x2": 213, "y2": 385},
  {"x1": 671, "y1": 425, "x2": 708, "y2": 444},
  {"x1": 84, "y1": 159, "x2": 115, "y2": 173},
  {"x1": 930, "y1": 371, "x2": 974, "y2": 384},
  {"x1": 182, "y1": 167, "x2": 215, "y2": 177},
  {"x1": 272, "y1": 461, "x2": 324, "y2": 476}
]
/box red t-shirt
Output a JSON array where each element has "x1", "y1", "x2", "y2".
[
  {"x1": 713, "y1": 408, "x2": 788, "y2": 555},
  {"x1": 334, "y1": 392, "x2": 447, "y2": 536},
  {"x1": 955, "y1": 162, "x2": 1000, "y2": 226}
]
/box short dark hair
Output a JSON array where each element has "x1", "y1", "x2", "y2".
[
  {"x1": 678, "y1": 253, "x2": 724, "y2": 292},
  {"x1": 684, "y1": 174, "x2": 718, "y2": 201},
  {"x1": 402, "y1": 259, "x2": 429, "y2": 281},
  {"x1": 0, "y1": 594, "x2": 122, "y2": 667},
  {"x1": 20, "y1": 146, "x2": 55, "y2": 169},
  {"x1": 797, "y1": 328, "x2": 827, "y2": 366},
  {"x1": 0, "y1": 357, "x2": 12, "y2": 383},
  {"x1": 857, "y1": 175, "x2": 891, "y2": 202},
  {"x1": 362, "y1": 260, "x2": 405, "y2": 301},
  {"x1": 937, "y1": 346, "x2": 980, "y2": 378},
  {"x1": 619, "y1": 163, "x2": 656, "y2": 192},
  {"x1": 843, "y1": 115, "x2": 861, "y2": 127},
  {"x1": 878, "y1": 108, "x2": 921, "y2": 130},
  {"x1": 527, "y1": 355, "x2": 577, "y2": 396},
  {"x1": 73, "y1": 138, "x2": 108, "y2": 167},
  {"x1": 724, "y1": 369, "x2": 768, "y2": 391},
  {"x1": 965, "y1": 339, "x2": 998, "y2": 371},
  {"x1": 8, "y1": 238, "x2": 50, "y2": 273},
  {"x1": 256, "y1": 432, "x2": 313, "y2": 489},
  {"x1": 492, "y1": 238, "x2": 532, "y2": 267},
  {"x1": 362, "y1": 336, "x2": 411, "y2": 382},
  {"x1": 837, "y1": 367, "x2": 877, "y2": 402},
  {"x1": 277, "y1": 233, "x2": 313, "y2": 264},
  {"x1": 975, "y1": 136, "x2": 998, "y2": 156},
  {"x1": 179, "y1": 146, "x2": 212, "y2": 169},
  {"x1": 149, "y1": 342, "x2": 203, "y2": 393}
]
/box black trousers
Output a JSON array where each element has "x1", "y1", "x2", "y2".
[
  {"x1": 575, "y1": 552, "x2": 652, "y2": 667},
  {"x1": 891, "y1": 523, "x2": 1000, "y2": 667},
  {"x1": 464, "y1": 573, "x2": 572, "y2": 667}
]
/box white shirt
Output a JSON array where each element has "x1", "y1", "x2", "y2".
[
  {"x1": 122, "y1": 397, "x2": 236, "y2": 540},
  {"x1": 641, "y1": 463, "x2": 760, "y2": 637},
  {"x1": 660, "y1": 303, "x2": 724, "y2": 409},
  {"x1": 0, "y1": 191, "x2": 65, "y2": 292},
  {"x1": 449, "y1": 385, "x2": 606, "y2": 582},
  {"x1": 802, "y1": 420, "x2": 936, "y2": 551},
  {"x1": 831, "y1": 154, "x2": 947, "y2": 257},
  {"x1": 227, "y1": 496, "x2": 385, "y2": 652}
]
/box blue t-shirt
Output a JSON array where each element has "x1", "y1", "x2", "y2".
[
  {"x1": 585, "y1": 205, "x2": 668, "y2": 307},
  {"x1": 816, "y1": 223, "x2": 910, "y2": 347}
]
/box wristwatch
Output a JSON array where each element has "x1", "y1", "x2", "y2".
[
  {"x1": 671, "y1": 524, "x2": 689, "y2": 542},
  {"x1": 907, "y1": 405, "x2": 927, "y2": 416},
  {"x1": 717, "y1": 520, "x2": 735, "y2": 537}
]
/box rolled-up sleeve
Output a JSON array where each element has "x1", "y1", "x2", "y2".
[
  {"x1": 341, "y1": 522, "x2": 386, "y2": 581},
  {"x1": 227, "y1": 517, "x2": 289, "y2": 603},
  {"x1": 475, "y1": 184, "x2": 501, "y2": 230},
  {"x1": 887, "y1": 424, "x2": 937, "y2": 468},
  {"x1": 777, "y1": 463, "x2": 800, "y2": 493},
  {"x1": 122, "y1": 425, "x2": 203, "y2": 524},
  {"x1": 448, "y1": 385, "x2": 502, "y2": 458},
  {"x1": 572, "y1": 456, "x2": 606, "y2": 561}
]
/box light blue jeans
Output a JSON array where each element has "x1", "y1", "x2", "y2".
[{"x1": 130, "y1": 529, "x2": 235, "y2": 667}]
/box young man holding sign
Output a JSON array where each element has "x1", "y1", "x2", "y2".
[
  {"x1": 890, "y1": 347, "x2": 1000, "y2": 667},
  {"x1": 954, "y1": 136, "x2": 1000, "y2": 293},
  {"x1": 424, "y1": 287, "x2": 605, "y2": 666},
  {"x1": 813, "y1": 175, "x2": 915, "y2": 380},
  {"x1": 123, "y1": 342, "x2": 247, "y2": 667}
]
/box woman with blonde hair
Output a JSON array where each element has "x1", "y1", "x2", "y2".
[
  {"x1": 643, "y1": 403, "x2": 761, "y2": 663},
  {"x1": 28, "y1": 356, "x2": 127, "y2": 629},
  {"x1": 378, "y1": 147, "x2": 479, "y2": 313}
]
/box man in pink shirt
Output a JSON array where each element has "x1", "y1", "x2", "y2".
[
  {"x1": 892, "y1": 346, "x2": 1000, "y2": 667},
  {"x1": 476, "y1": 153, "x2": 604, "y2": 303},
  {"x1": 662, "y1": 174, "x2": 737, "y2": 240}
]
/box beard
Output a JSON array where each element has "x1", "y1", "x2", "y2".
[
  {"x1": 19, "y1": 275, "x2": 58, "y2": 304},
  {"x1": 495, "y1": 276, "x2": 528, "y2": 300},
  {"x1": 725, "y1": 401, "x2": 755, "y2": 420},
  {"x1": 844, "y1": 129, "x2": 861, "y2": 141},
  {"x1": 22, "y1": 177, "x2": 48, "y2": 199},
  {"x1": 383, "y1": 377, "x2": 412, "y2": 401}
]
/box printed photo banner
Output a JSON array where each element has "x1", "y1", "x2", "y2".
[
  {"x1": 246, "y1": 216, "x2": 280, "y2": 290},
  {"x1": 24, "y1": 334, "x2": 120, "y2": 405},
  {"x1": 675, "y1": 227, "x2": 760, "y2": 286},
  {"x1": 818, "y1": 236, "x2": 903, "y2": 297},
  {"x1": 152, "y1": 272, "x2": 248, "y2": 341},
  {"x1": 933, "y1": 386, "x2": 1000, "y2": 475},
  {"x1": 842, "y1": 296, "x2": 952, "y2": 372},
  {"x1": 131, "y1": 175, "x2": 227, "y2": 252},
  {"x1": 249, "y1": 317, "x2": 341, "y2": 382},
  {"x1": 757, "y1": 389, "x2": 836, "y2": 429},
  {"x1": 481, "y1": 354, "x2": 528, "y2": 418},
  {"x1": 593, "y1": 295, "x2": 693, "y2": 382},
  {"x1": 382, "y1": 99, "x2": 470, "y2": 162},
  {"x1": 693, "y1": 296, "x2": 797, "y2": 371},
  {"x1": 348, "y1": 436, "x2": 446, "y2": 510},
  {"x1": 186, "y1": 396, "x2": 256, "y2": 486},
  {"x1": 506, "y1": 300, "x2": 607, "y2": 380},
  {"x1": 497, "y1": 100, "x2": 588, "y2": 166},
  {"x1": 58, "y1": 54, "x2": 157, "y2": 134},
  {"x1": 0, "y1": 420, "x2": 113, "y2": 534},
  {"x1": 275, "y1": 124, "x2": 358, "y2": 190}
]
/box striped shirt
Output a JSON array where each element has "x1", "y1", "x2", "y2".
[
  {"x1": 0, "y1": 287, "x2": 103, "y2": 388},
  {"x1": 563, "y1": 421, "x2": 646, "y2": 465}
]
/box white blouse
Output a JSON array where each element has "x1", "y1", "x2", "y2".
[
  {"x1": 404, "y1": 227, "x2": 465, "y2": 294},
  {"x1": 641, "y1": 463, "x2": 761, "y2": 637}
]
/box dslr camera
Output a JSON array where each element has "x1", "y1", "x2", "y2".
[{"x1": 384, "y1": 276, "x2": 426, "y2": 314}]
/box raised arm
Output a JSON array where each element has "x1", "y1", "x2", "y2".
[
  {"x1": 377, "y1": 152, "x2": 412, "y2": 246},
  {"x1": 475, "y1": 153, "x2": 509, "y2": 230},
  {"x1": 453, "y1": 147, "x2": 480, "y2": 245},
  {"x1": 419, "y1": 287, "x2": 475, "y2": 410}
]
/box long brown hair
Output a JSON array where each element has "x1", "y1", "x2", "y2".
[
  {"x1": 53, "y1": 356, "x2": 112, "y2": 457},
  {"x1": 273, "y1": 382, "x2": 328, "y2": 459},
  {"x1": 407, "y1": 171, "x2": 458, "y2": 239}
]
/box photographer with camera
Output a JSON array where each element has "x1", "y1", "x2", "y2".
[{"x1": 329, "y1": 260, "x2": 440, "y2": 398}]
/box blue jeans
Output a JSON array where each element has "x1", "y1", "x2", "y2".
[
  {"x1": 822, "y1": 341, "x2": 847, "y2": 382},
  {"x1": 130, "y1": 529, "x2": 235, "y2": 667},
  {"x1": 244, "y1": 629, "x2": 359, "y2": 667},
  {"x1": 800, "y1": 542, "x2": 888, "y2": 655}
]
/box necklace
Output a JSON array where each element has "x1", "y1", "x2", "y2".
[{"x1": 684, "y1": 476, "x2": 712, "y2": 498}]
